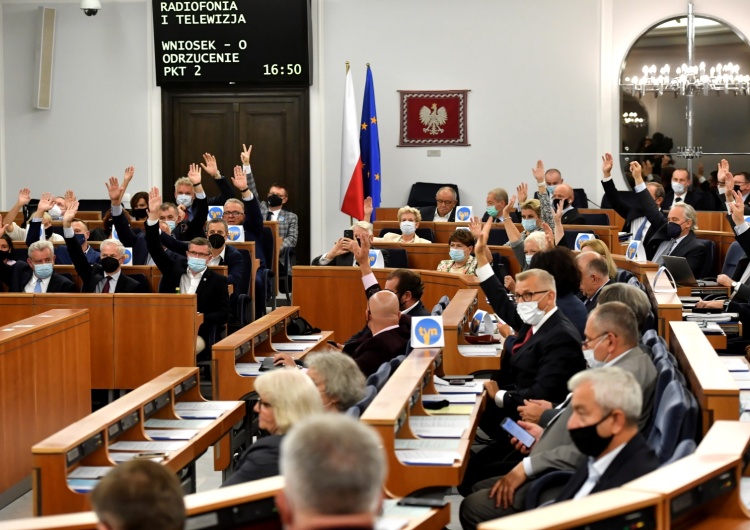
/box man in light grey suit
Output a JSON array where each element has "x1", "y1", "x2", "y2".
[{"x1": 459, "y1": 302, "x2": 656, "y2": 530}]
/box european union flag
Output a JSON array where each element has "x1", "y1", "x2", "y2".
[{"x1": 360, "y1": 65, "x2": 381, "y2": 222}]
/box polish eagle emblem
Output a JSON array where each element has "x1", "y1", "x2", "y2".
[{"x1": 419, "y1": 103, "x2": 448, "y2": 135}]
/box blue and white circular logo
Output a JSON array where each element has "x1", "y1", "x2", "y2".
[
  {"x1": 456, "y1": 207, "x2": 471, "y2": 222},
  {"x1": 415, "y1": 318, "x2": 443, "y2": 346},
  {"x1": 626, "y1": 242, "x2": 638, "y2": 260},
  {"x1": 208, "y1": 206, "x2": 224, "y2": 219},
  {"x1": 123, "y1": 248, "x2": 133, "y2": 265},
  {"x1": 227, "y1": 226, "x2": 242, "y2": 241}
]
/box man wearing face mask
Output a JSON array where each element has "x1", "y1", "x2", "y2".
[
  {"x1": 550, "y1": 184, "x2": 585, "y2": 225},
  {"x1": 632, "y1": 161, "x2": 706, "y2": 276},
  {"x1": 0, "y1": 239, "x2": 75, "y2": 293},
  {"x1": 174, "y1": 152, "x2": 235, "y2": 222},
  {"x1": 481, "y1": 188, "x2": 509, "y2": 223},
  {"x1": 459, "y1": 305, "x2": 656, "y2": 529},
  {"x1": 145, "y1": 187, "x2": 229, "y2": 355},
  {"x1": 664, "y1": 167, "x2": 712, "y2": 210},
  {"x1": 62, "y1": 201, "x2": 147, "y2": 293}
]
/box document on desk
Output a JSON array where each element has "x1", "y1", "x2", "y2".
[
  {"x1": 381, "y1": 499, "x2": 432, "y2": 518},
  {"x1": 731, "y1": 372, "x2": 750, "y2": 381},
  {"x1": 67, "y1": 466, "x2": 114, "y2": 479},
  {"x1": 427, "y1": 404, "x2": 475, "y2": 415},
  {"x1": 109, "y1": 452, "x2": 164, "y2": 464},
  {"x1": 272, "y1": 343, "x2": 308, "y2": 352},
  {"x1": 144, "y1": 418, "x2": 213, "y2": 429},
  {"x1": 145, "y1": 429, "x2": 199, "y2": 440},
  {"x1": 433, "y1": 376, "x2": 484, "y2": 394},
  {"x1": 287, "y1": 334, "x2": 322, "y2": 341},
  {"x1": 235, "y1": 363, "x2": 262, "y2": 376},
  {"x1": 683, "y1": 312, "x2": 737, "y2": 322},
  {"x1": 394, "y1": 439, "x2": 462, "y2": 451},
  {"x1": 176, "y1": 409, "x2": 225, "y2": 419},
  {"x1": 395, "y1": 450, "x2": 460, "y2": 465},
  {"x1": 423, "y1": 394, "x2": 477, "y2": 404},
  {"x1": 109, "y1": 441, "x2": 187, "y2": 452},
  {"x1": 410, "y1": 416, "x2": 469, "y2": 438},
  {"x1": 375, "y1": 518, "x2": 409, "y2": 530},
  {"x1": 66, "y1": 479, "x2": 99, "y2": 493},
  {"x1": 457, "y1": 344, "x2": 500, "y2": 357},
  {"x1": 721, "y1": 358, "x2": 749, "y2": 372},
  {"x1": 175, "y1": 401, "x2": 239, "y2": 410}
]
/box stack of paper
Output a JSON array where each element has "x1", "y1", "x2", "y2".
[
  {"x1": 144, "y1": 429, "x2": 199, "y2": 441},
  {"x1": 67, "y1": 479, "x2": 99, "y2": 492},
  {"x1": 409, "y1": 416, "x2": 469, "y2": 438},
  {"x1": 67, "y1": 466, "x2": 114, "y2": 479},
  {"x1": 721, "y1": 358, "x2": 749, "y2": 372},
  {"x1": 235, "y1": 363, "x2": 262, "y2": 376},
  {"x1": 423, "y1": 394, "x2": 477, "y2": 404},
  {"x1": 109, "y1": 441, "x2": 187, "y2": 452},
  {"x1": 109, "y1": 452, "x2": 164, "y2": 464},
  {"x1": 394, "y1": 439, "x2": 462, "y2": 451},
  {"x1": 457, "y1": 344, "x2": 500, "y2": 357},
  {"x1": 144, "y1": 418, "x2": 212, "y2": 429},
  {"x1": 395, "y1": 450, "x2": 460, "y2": 465},
  {"x1": 272, "y1": 343, "x2": 308, "y2": 352},
  {"x1": 287, "y1": 334, "x2": 322, "y2": 341},
  {"x1": 683, "y1": 312, "x2": 737, "y2": 323},
  {"x1": 433, "y1": 378, "x2": 484, "y2": 394},
  {"x1": 175, "y1": 401, "x2": 237, "y2": 419}
]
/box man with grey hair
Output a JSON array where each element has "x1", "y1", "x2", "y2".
[
  {"x1": 482, "y1": 187, "x2": 509, "y2": 223},
  {"x1": 598, "y1": 283, "x2": 653, "y2": 333},
  {"x1": 63, "y1": 201, "x2": 147, "y2": 293},
  {"x1": 304, "y1": 350, "x2": 366, "y2": 412},
  {"x1": 312, "y1": 221, "x2": 391, "y2": 267},
  {"x1": 419, "y1": 186, "x2": 457, "y2": 222},
  {"x1": 0, "y1": 238, "x2": 75, "y2": 293},
  {"x1": 174, "y1": 152, "x2": 236, "y2": 221},
  {"x1": 632, "y1": 160, "x2": 707, "y2": 276},
  {"x1": 576, "y1": 253, "x2": 612, "y2": 312},
  {"x1": 554, "y1": 366, "x2": 659, "y2": 501},
  {"x1": 276, "y1": 415, "x2": 386, "y2": 530}
]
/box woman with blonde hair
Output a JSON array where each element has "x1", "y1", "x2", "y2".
[
  {"x1": 374, "y1": 206, "x2": 432, "y2": 244},
  {"x1": 222, "y1": 368, "x2": 323, "y2": 486}
]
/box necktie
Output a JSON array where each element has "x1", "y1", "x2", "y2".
[
  {"x1": 102, "y1": 276, "x2": 112, "y2": 293},
  {"x1": 675, "y1": 197, "x2": 683, "y2": 203},
  {"x1": 34, "y1": 278, "x2": 43, "y2": 293},
  {"x1": 266, "y1": 211, "x2": 273, "y2": 221},
  {"x1": 654, "y1": 239, "x2": 677, "y2": 265},
  {"x1": 512, "y1": 327, "x2": 533, "y2": 354},
  {"x1": 633, "y1": 217, "x2": 647, "y2": 241}
]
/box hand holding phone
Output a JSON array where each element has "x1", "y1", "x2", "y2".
[{"x1": 500, "y1": 417, "x2": 536, "y2": 449}]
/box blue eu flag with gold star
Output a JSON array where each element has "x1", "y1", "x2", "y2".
[{"x1": 360, "y1": 65, "x2": 381, "y2": 222}]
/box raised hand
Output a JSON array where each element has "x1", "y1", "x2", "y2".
[
  {"x1": 350, "y1": 233, "x2": 370, "y2": 268},
  {"x1": 17, "y1": 188, "x2": 31, "y2": 206},
  {"x1": 200, "y1": 153, "x2": 219, "y2": 177},
  {"x1": 106, "y1": 177, "x2": 123, "y2": 204},
  {"x1": 187, "y1": 163, "x2": 202, "y2": 186},
  {"x1": 725, "y1": 171, "x2": 735, "y2": 200},
  {"x1": 504, "y1": 275, "x2": 515, "y2": 292},
  {"x1": 629, "y1": 160, "x2": 643, "y2": 184},
  {"x1": 531, "y1": 160, "x2": 545, "y2": 183},
  {"x1": 0, "y1": 215, "x2": 7, "y2": 238},
  {"x1": 601, "y1": 153, "x2": 613, "y2": 177},
  {"x1": 363, "y1": 196, "x2": 373, "y2": 221},
  {"x1": 541, "y1": 221, "x2": 554, "y2": 249},
  {"x1": 502, "y1": 195, "x2": 516, "y2": 219},
  {"x1": 553, "y1": 199, "x2": 564, "y2": 224},
  {"x1": 731, "y1": 190, "x2": 746, "y2": 227},
  {"x1": 468, "y1": 216, "x2": 483, "y2": 239},
  {"x1": 240, "y1": 144, "x2": 252, "y2": 166},
  {"x1": 63, "y1": 200, "x2": 79, "y2": 227},
  {"x1": 148, "y1": 187, "x2": 162, "y2": 221},
  {"x1": 123, "y1": 166, "x2": 135, "y2": 186},
  {"x1": 718, "y1": 159, "x2": 730, "y2": 181},
  {"x1": 37, "y1": 192, "x2": 54, "y2": 213},
  {"x1": 516, "y1": 183, "x2": 528, "y2": 204},
  {"x1": 64, "y1": 189, "x2": 76, "y2": 210},
  {"x1": 232, "y1": 165, "x2": 248, "y2": 193}
]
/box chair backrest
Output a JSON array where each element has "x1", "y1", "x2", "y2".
[
  {"x1": 389, "y1": 354, "x2": 406, "y2": 373},
  {"x1": 366, "y1": 362, "x2": 392, "y2": 391},
  {"x1": 438, "y1": 295, "x2": 451, "y2": 308},
  {"x1": 487, "y1": 229, "x2": 509, "y2": 246},
  {"x1": 345, "y1": 405, "x2": 361, "y2": 418},
  {"x1": 647, "y1": 379, "x2": 697, "y2": 463},
  {"x1": 490, "y1": 252, "x2": 510, "y2": 280},
  {"x1": 721, "y1": 240, "x2": 746, "y2": 277},
  {"x1": 431, "y1": 304, "x2": 444, "y2": 316},
  {"x1": 384, "y1": 248, "x2": 408, "y2": 268},
  {"x1": 407, "y1": 182, "x2": 460, "y2": 208},
  {"x1": 580, "y1": 213, "x2": 610, "y2": 225},
  {"x1": 572, "y1": 188, "x2": 589, "y2": 209},
  {"x1": 356, "y1": 385, "x2": 378, "y2": 413},
  {"x1": 696, "y1": 239, "x2": 716, "y2": 278},
  {"x1": 652, "y1": 359, "x2": 675, "y2": 414},
  {"x1": 126, "y1": 273, "x2": 150, "y2": 293},
  {"x1": 261, "y1": 226, "x2": 275, "y2": 270},
  {"x1": 663, "y1": 438, "x2": 696, "y2": 465}
]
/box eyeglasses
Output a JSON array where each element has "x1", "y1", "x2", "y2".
[
  {"x1": 223, "y1": 210, "x2": 243, "y2": 217},
  {"x1": 435, "y1": 199, "x2": 455, "y2": 205},
  {"x1": 187, "y1": 251, "x2": 211, "y2": 259},
  {"x1": 513, "y1": 290, "x2": 549, "y2": 302},
  {"x1": 582, "y1": 332, "x2": 609, "y2": 349}
]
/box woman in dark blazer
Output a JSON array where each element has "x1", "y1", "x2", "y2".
[{"x1": 221, "y1": 368, "x2": 323, "y2": 487}]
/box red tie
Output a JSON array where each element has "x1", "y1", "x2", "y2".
[
  {"x1": 512, "y1": 327, "x2": 533, "y2": 355},
  {"x1": 102, "y1": 276, "x2": 112, "y2": 293}
]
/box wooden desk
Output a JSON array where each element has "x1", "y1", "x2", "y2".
[
  {"x1": 0, "y1": 310, "x2": 91, "y2": 509},
  {"x1": 292, "y1": 267, "x2": 494, "y2": 342},
  {"x1": 361, "y1": 349, "x2": 483, "y2": 497},
  {"x1": 263, "y1": 221, "x2": 281, "y2": 298},
  {"x1": 441, "y1": 289, "x2": 501, "y2": 375},
  {"x1": 611, "y1": 255, "x2": 659, "y2": 285},
  {"x1": 211, "y1": 306, "x2": 332, "y2": 401},
  {"x1": 478, "y1": 489, "x2": 664, "y2": 530},
  {"x1": 32, "y1": 367, "x2": 244, "y2": 515},
  {"x1": 644, "y1": 270, "x2": 682, "y2": 346},
  {"x1": 670, "y1": 322, "x2": 740, "y2": 433}
]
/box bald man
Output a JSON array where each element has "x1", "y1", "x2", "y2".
[
  {"x1": 551, "y1": 184, "x2": 585, "y2": 225},
  {"x1": 349, "y1": 290, "x2": 409, "y2": 376}
]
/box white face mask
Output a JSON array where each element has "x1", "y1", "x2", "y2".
[
  {"x1": 176, "y1": 194, "x2": 193, "y2": 207},
  {"x1": 48, "y1": 205, "x2": 62, "y2": 220},
  {"x1": 516, "y1": 300, "x2": 546, "y2": 326},
  {"x1": 583, "y1": 336, "x2": 609, "y2": 368},
  {"x1": 400, "y1": 221, "x2": 416, "y2": 235},
  {"x1": 671, "y1": 182, "x2": 686, "y2": 195}
]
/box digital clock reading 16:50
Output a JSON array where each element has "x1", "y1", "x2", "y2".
[{"x1": 263, "y1": 64, "x2": 303, "y2": 76}]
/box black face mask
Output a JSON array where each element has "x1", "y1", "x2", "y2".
[
  {"x1": 131, "y1": 208, "x2": 148, "y2": 220},
  {"x1": 666, "y1": 221, "x2": 683, "y2": 239},
  {"x1": 551, "y1": 198, "x2": 568, "y2": 211},
  {"x1": 0, "y1": 250, "x2": 11, "y2": 262},
  {"x1": 568, "y1": 412, "x2": 614, "y2": 457},
  {"x1": 735, "y1": 185, "x2": 745, "y2": 194},
  {"x1": 267, "y1": 194, "x2": 283, "y2": 207},
  {"x1": 44, "y1": 227, "x2": 55, "y2": 239},
  {"x1": 100, "y1": 256, "x2": 120, "y2": 273},
  {"x1": 208, "y1": 234, "x2": 226, "y2": 249}
]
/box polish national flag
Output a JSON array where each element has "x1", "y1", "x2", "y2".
[{"x1": 339, "y1": 66, "x2": 364, "y2": 220}]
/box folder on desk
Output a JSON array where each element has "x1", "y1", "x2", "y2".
[
  {"x1": 423, "y1": 394, "x2": 477, "y2": 404},
  {"x1": 144, "y1": 418, "x2": 213, "y2": 429},
  {"x1": 145, "y1": 429, "x2": 199, "y2": 441},
  {"x1": 109, "y1": 440, "x2": 187, "y2": 452},
  {"x1": 67, "y1": 466, "x2": 114, "y2": 479},
  {"x1": 66, "y1": 478, "x2": 100, "y2": 493},
  {"x1": 457, "y1": 344, "x2": 500, "y2": 357},
  {"x1": 395, "y1": 450, "x2": 460, "y2": 465},
  {"x1": 235, "y1": 363, "x2": 262, "y2": 376}
]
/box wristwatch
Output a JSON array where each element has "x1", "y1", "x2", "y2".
[{"x1": 732, "y1": 281, "x2": 739, "y2": 290}]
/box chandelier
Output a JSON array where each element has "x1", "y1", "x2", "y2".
[
  {"x1": 622, "y1": 112, "x2": 645, "y2": 127},
  {"x1": 622, "y1": 62, "x2": 750, "y2": 97}
]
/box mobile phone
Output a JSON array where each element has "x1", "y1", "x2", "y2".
[
  {"x1": 327, "y1": 340, "x2": 339, "y2": 348},
  {"x1": 397, "y1": 496, "x2": 449, "y2": 508},
  {"x1": 500, "y1": 417, "x2": 536, "y2": 448},
  {"x1": 443, "y1": 375, "x2": 474, "y2": 382},
  {"x1": 343, "y1": 229, "x2": 354, "y2": 239}
]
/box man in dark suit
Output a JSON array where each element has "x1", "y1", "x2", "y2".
[
  {"x1": 632, "y1": 161, "x2": 706, "y2": 276},
  {"x1": 0, "y1": 239, "x2": 76, "y2": 293},
  {"x1": 418, "y1": 186, "x2": 457, "y2": 222},
  {"x1": 481, "y1": 188, "x2": 509, "y2": 223},
  {"x1": 311, "y1": 221, "x2": 391, "y2": 267},
  {"x1": 663, "y1": 167, "x2": 713, "y2": 211},
  {"x1": 576, "y1": 252, "x2": 612, "y2": 312},
  {"x1": 600, "y1": 153, "x2": 666, "y2": 241},
  {"x1": 349, "y1": 290, "x2": 409, "y2": 377},
  {"x1": 174, "y1": 152, "x2": 236, "y2": 221},
  {"x1": 554, "y1": 367, "x2": 660, "y2": 501},
  {"x1": 459, "y1": 304, "x2": 657, "y2": 528},
  {"x1": 145, "y1": 188, "x2": 229, "y2": 356},
  {"x1": 551, "y1": 184, "x2": 585, "y2": 224},
  {"x1": 62, "y1": 201, "x2": 147, "y2": 293}
]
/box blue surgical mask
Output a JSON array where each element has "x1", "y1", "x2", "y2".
[
  {"x1": 176, "y1": 194, "x2": 193, "y2": 207},
  {"x1": 449, "y1": 249, "x2": 465, "y2": 262},
  {"x1": 671, "y1": 182, "x2": 686, "y2": 195},
  {"x1": 34, "y1": 263, "x2": 54, "y2": 279},
  {"x1": 74, "y1": 234, "x2": 86, "y2": 246},
  {"x1": 522, "y1": 219, "x2": 537, "y2": 232},
  {"x1": 547, "y1": 185, "x2": 557, "y2": 195},
  {"x1": 187, "y1": 256, "x2": 207, "y2": 273},
  {"x1": 486, "y1": 206, "x2": 498, "y2": 218},
  {"x1": 165, "y1": 220, "x2": 177, "y2": 232}
]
